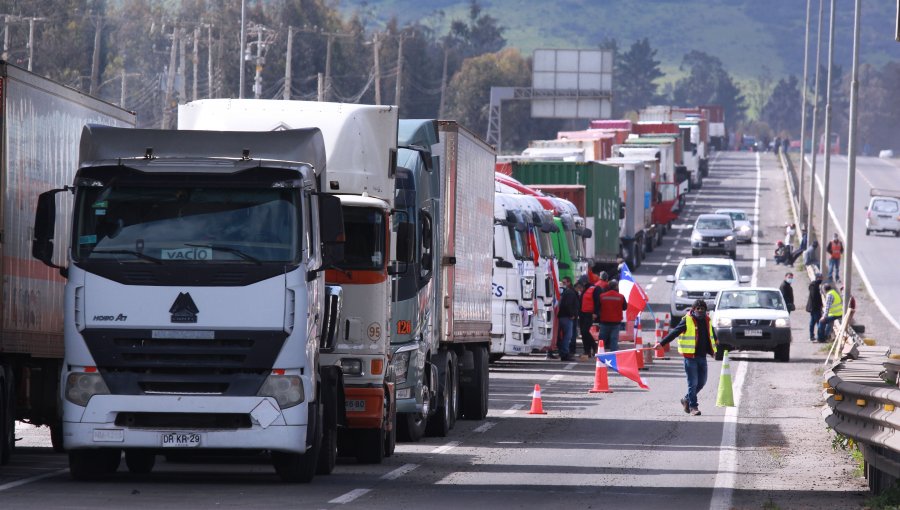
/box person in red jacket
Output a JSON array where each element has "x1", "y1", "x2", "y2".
[
  {"x1": 596, "y1": 279, "x2": 627, "y2": 352},
  {"x1": 578, "y1": 271, "x2": 609, "y2": 357}
]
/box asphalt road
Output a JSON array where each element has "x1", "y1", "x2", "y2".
[
  {"x1": 0, "y1": 151, "x2": 868, "y2": 509},
  {"x1": 808, "y1": 153, "x2": 900, "y2": 332}
]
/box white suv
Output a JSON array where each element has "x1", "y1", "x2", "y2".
[
  {"x1": 666, "y1": 257, "x2": 750, "y2": 326},
  {"x1": 865, "y1": 191, "x2": 900, "y2": 237}
]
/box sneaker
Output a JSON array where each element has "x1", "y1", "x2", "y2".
[
  {"x1": 545, "y1": 352, "x2": 558, "y2": 360},
  {"x1": 690, "y1": 407, "x2": 702, "y2": 416},
  {"x1": 809, "y1": 337, "x2": 816, "y2": 342},
  {"x1": 559, "y1": 354, "x2": 572, "y2": 361},
  {"x1": 680, "y1": 398, "x2": 690, "y2": 414}
]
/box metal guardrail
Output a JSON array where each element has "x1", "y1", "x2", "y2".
[{"x1": 823, "y1": 341, "x2": 900, "y2": 493}]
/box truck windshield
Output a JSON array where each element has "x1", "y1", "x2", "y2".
[
  {"x1": 538, "y1": 230, "x2": 555, "y2": 259},
  {"x1": 341, "y1": 206, "x2": 387, "y2": 270},
  {"x1": 507, "y1": 227, "x2": 529, "y2": 261},
  {"x1": 74, "y1": 184, "x2": 301, "y2": 263},
  {"x1": 564, "y1": 230, "x2": 578, "y2": 261}
]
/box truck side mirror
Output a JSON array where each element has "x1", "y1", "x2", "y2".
[
  {"x1": 619, "y1": 201, "x2": 625, "y2": 220},
  {"x1": 494, "y1": 257, "x2": 513, "y2": 269},
  {"x1": 321, "y1": 285, "x2": 343, "y2": 350},
  {"x1": 421, "y1": 212, "x2": 433, "y2": 272},
  {"x1": 318, "y1": 194, "x2": 345, "y2": 268},
  {"x1": 582, "y1": 228, "x2": 593, "y2": 239},
  {"x1": 395, "y1": 222, "x2": 415, "y2": 264},
  {"x1": 33, "y1": 188, "x2": 67, "y2": 273}
]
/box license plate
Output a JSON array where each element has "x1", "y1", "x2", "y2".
[
  {"x1": 709, "y1": 242, "x2": 721, "y2": 247},
  {"x1": 345, "y1": 399, "x2": 367, "y2": 412},
  {"x1": 744, "y1": 329, "x2": 763, "y2": 337},
  {"x1": 161, "y1": 432, "x2": 202, "y2": 447}
]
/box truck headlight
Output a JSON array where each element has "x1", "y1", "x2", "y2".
[
  {"x1": 65, "y1": 372, "x2": 110, "y2": 407},
  {"x1": 257, "y1": 374, "x2": 305, "y2": 409},
  {"x1": 391, "y1": 350, "x2": 412, "y2": 385},
  {"x1": 340, "y1": 358, "x2": 363, "y2": 376},
  {"x1": 691, "y1": 232, "x2": 702, "y2": 241},
  {"x1": 775, "y1": 318, "x2": 790, "y2": 328},
  {"x1": 510, "y1": 312, "x2": 521, "y2": 326},
  {"x1": 716, "y1": 317, "x2": 732, "y2": 328}
]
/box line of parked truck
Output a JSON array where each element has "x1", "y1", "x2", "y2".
[{"x1": 0, "y1": 59, "x2": 724, "y2": 482}]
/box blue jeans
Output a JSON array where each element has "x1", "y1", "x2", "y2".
[
  {"x1": 828, "y1": 258, "x2": 840, "y2": 281},
  {"x1": 808, "y1": 310, "x2": 822, "y2": 340},
  {"x1": 558, "y1": 317, "x2": 575, "y2": 357},
  {"x1": 598, "y1": 322, "x2": 621, "y2": 352},
  {"x1": 683, "y1": 357, "x2": 708, "y2": 409},
  {"x1": 818, "y1": 315, "x2": 840, "y2": 341}
]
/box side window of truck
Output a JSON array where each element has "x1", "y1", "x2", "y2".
[
  {"x1": 420, "y1": 210, "x2": 433, "y2": 276},
  {"x1": 305, "y1": 194, "x2": 315, "y2": 260}
]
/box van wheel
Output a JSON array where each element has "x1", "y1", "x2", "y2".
[
  {"x1": 125, "y1": 450, "x2": 156, "y2": 474},
  {"x1": 0, "y1": 371, "x2": 13, "y2": 465}
]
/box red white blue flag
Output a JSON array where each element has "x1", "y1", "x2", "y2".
[
  {"x1": 619, "y1": 263, "x2": 649, "y2": 322},
  {"x1": 596, "y1": 349, "x2": 649, "y2": 389}
]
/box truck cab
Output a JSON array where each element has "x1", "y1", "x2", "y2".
[
  {"x1": 517, "y1": 194, "x2": 558, "y2": 353},
  {"x1": 491, "y1": 192, "x2": 535, "y2": 359}
]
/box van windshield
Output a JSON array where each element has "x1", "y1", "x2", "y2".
[{"x1": 872, "y1": 199, "x2": 899, "y2": 213}]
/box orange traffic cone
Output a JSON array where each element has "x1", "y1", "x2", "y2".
[
  {"x1": 589, "y1": 341, "x2": 612, "y2": 393},
  {"x1": 654, "y1": 319, "x2": 667, "y2": 359},
  {"x1": 528, "y1": 384, "x2": 547, "y2": 414},
  {"x1": 634, "y1": 322, "x2": 646, "y2": 370},
  {"x1": 637, "y1": 320, "x2": 653, "y2": 368}
]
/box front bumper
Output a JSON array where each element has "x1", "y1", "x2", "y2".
[
  {"x1": 692, "y1": 240, "x2": 736, "y2": 253},
  {"x1": 64, "y1": 394, "x2": 308, "y2": 453},
  {"x1": 715, "y1": 326, "x2": 791, "y2": 351}
]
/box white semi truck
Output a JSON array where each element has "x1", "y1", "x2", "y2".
[
  {"x1": 178, "y1": 100, "x2": 405, "y2": 465},
  {"x1": 0, "y1": 61, "x2": 135, "y2": 465},
  {"x1": 33, "y1": 125, "x2": 347, "y2": 482}
]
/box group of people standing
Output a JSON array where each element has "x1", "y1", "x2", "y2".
[{"x1": 551, "y1": 265, "x2": 627, "y2": 362}]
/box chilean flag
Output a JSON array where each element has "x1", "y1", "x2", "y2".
[
  {"x1": 619, "y1": 263, "x2": 649, "y2": 322},
  {"x1": 596, "y1": 350, "x2": 649, "y2": 389}
]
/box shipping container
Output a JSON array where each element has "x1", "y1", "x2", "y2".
[
  {"x1": 553, "y1": 130, "x2": 615, "y2": 160},
  {"x1": 530, "y1": 184, "x2": 586, "y2": 217},
  {"x1": 529, "y1": 138, "x2": 611, "y2": 161},
  {"x1": 589, "y1": 119, "x2": 632, "y2": 131},
  {"x1": 510, "y1": 161, "x2": 620, "y2": 267},
  {"x1": 633, "y1": 122, "x2": 679, "y2": 136}
]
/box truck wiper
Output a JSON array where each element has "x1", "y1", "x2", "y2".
[
  {"x1": 90, "y1": 249, "x2": 163, "y2": 264},
  {"x1": 184, "y1": 243, "x2": 262, "y2": 264}
]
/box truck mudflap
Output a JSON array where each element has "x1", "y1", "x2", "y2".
[
  {"x1": 343, "y1": 387, "x2": 386, "y2": 429},
  {"x1": 320, "y1": 365, "x2": 346, "y2": 429}
]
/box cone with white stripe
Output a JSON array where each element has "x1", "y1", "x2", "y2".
[
  {"x1": 637, "y1": 320, "x2": 653, "y2": 368},
  {"x1": 716, "y1": 350, "x2": 735, "y2": 407},
  {"x1": 528, "y1": 384, "x2": 547, "y2": 414},
  {"x1": 589, "y1": 341, "x2": 612, "y2": 393},
  {"x1": 634, "y1": 322, "x2": 647, "y2": 370}
]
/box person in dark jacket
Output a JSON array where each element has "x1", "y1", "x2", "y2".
[
  {"x1": 596, "y1": 279, "x2": 628, "y2": 352},
  {"x1": 579, "y1": 272, "x2": 608, "y2": 357},
  {"x1": 779, "y1": 272, "x2": 795, "y2": 313},
  {"x1": 654, "y1": 299, "x2": 718, "y2": 416},
  {"x1": 805, "y1": 273, "x2": 824, "y2": 341},
  {"x1": 557, "y1": 277, "x2": 580, "y2": 361}
]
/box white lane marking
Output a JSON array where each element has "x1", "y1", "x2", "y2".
[
  {"x1": 657, "y1": 269, "x2": 663, "y2": 275},
  {"x1": 710, "y1": 358, "x2": 748, "y2": 510},
  {"x1": 759, "y1": 257, "x2": 766, "y2": 268},
  {"x1": 548, "y1": 374, "x2": 564, "y2": 383},
  {"x1": 805, "y1": 156, "x2": 900, "y2": 331},
  {"x1": 665, "y1": 255, "x2": 672, "y2": 260},
  {"x1": 473, "y1": 422, "x2": 496, "y2": 434},
  {"x1": 381, "y1": 463, "x2": 419, "y2": 480},
  {"x1": 661, "y1": 262, "x2": 668, "y2": 267},
  {"x1": 669, "y1": 247, "x2": 676, "y2": 252},
  {"x1": 646, "y1": 284, "x2": 653, "y2": 291},
  {"x1": 0, "y1": 469, "x2": 68, "y2": 493},
  {"x1": 329, "y1": 488, "x2": 372, "y2": 504},
  {"x1": 651, "y1": 276, "x2": 658, "y2": 283},
  {"x1": 564, "y1": 362, "x2": 577, "y2": 370},
  {"x1": 751, "y1": 152, "x2": 761, "y2": 287},
  {"x1": 431, "y1": 441, "x2": 461, "y2": 454},
  {"x1": 502, "y1": 404, "x2": 525, "y2": 415}
]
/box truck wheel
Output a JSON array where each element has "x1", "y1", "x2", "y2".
[
  {"x1": 316, "y1": 425, "x2": 337, "y2": 474},
  {"x1": 865, "y1": 229, "x2": 870, "y2": 236},
  {"x1": 461, "y1": 346, "x2": 489, "y2": 420},
  {"x1": 645, "y1": 234, "x2": 654, "y2": 253},
  {"x1": 50, "y1": 421, "x2": 65, "y2": 453},
  {"x1": 383, "y1": 406, "x2": 396, "y2": 458},
  {"x1": 774, "y1": 343, "x2": 791, "y2": 362},
  {"x1": 397, "y1": 412, "x2": 427, "y2": 442},
  {"x1": 425, "y1": 364, "x2": 451, "y2": 437},
  {"x1": 272, "y1": 402, "x2": 321, "y2": 483},
  {"x1": 69, "y1": 449, "x2": 121, "y2": 480},
  {"x1": 125, "y1": 450, "x2": 156, "y2": 474},
  {"x1": 0, "y1": 371, "x2": 13, "y2": 465},
  {"x1": 489, "y1": 353, "x2": 504, "y2": 363},
  {"x1": 447, "y1": 352, "x2": 459, "y2": 427}
]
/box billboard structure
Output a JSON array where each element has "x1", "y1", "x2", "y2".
[{"x1": 531, "y1": 49, "x2": 613, "y2": 119}]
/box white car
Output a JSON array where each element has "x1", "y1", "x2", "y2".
[
  {"x1": 715, "y1": 208, "x2": 753, "y2": 243},
  {"x1": 712, "y1": 287, "x2": 792, "y2": 362},
  {"x1": 865, "y1": 193, "x2": 900, "y2": 237},
  {"x1": 666, "y1": 257, "x2": 750, "y2": 326}
]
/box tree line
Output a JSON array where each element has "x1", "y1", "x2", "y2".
[{"x1": 6, "y1": 1, "x2": 890, "y2": 154}]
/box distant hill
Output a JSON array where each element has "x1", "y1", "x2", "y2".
[{"x1": 341, "y1": 0, "x2": 900, "y2": 81}]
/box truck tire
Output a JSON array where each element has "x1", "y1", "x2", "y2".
[
  {"x1": 272, "y1": 401, "x2": 322, "y2": 483},
  {"x1": 316, "y1": 425, "x2": 337, "y2": 474},
  {"x1": 125, "y1": 450, "x2": 156, "y2": 474},
  {"x1": 0, "y1": 370, "x2": 13, "y2": 465},
  {"x1": 397, "y1": 412, "x2": 427, "y2": 443},
  {"x1": 383, "y1": 405, "x2": 396, "y2": 458},
  {"x1": 645, "y1": 233, "x2": 654, "y2": 254},
  {"x1": 460, "y1": 346, "x2": 489, "y2": 420},
  {"x1": 774, "y1": 343, "x2": 791, "y2": 362},
  {"x1": 489, "y1": 353, "x2": 504, "y2": 363},
  {"x1": 353, "y1": 427, "x2": 385, "y2": 463},
  {"x1": 50, "y1": 421, "x2": 65, "y2": 453},
  {"x1": 425, "y1": 360, "x2": 451, "y2": 437},
  {"x1": 69, "y1": 449, "x2": 121, "y2": 480}
]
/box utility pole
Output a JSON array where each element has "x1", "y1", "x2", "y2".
[
  {"x1": 89, "y1": 15, "x2": 103, "y2": 95},
  {"x1": 177, "y1": 28, "x2": 187, "y2": 101},
  {"x1": 819, "y1": 0, "x2": 836, "y2": 270},
  {"x1": 284, "y1": 25, "x2": 292, "y2": 100},
  {"x1": 798, "y1": 0, "x2": 812, "y2": 225},
  {"x1": 192, "y1": 26, "x2": 199, "y2": 101},
  {"x1": 317, "y1": 72, "x2": 324, "y2": 102},
  {"x1": 439, "y1": 43, "x2": 449, "y2": 118},
  {"x1": 207, "y1": 24, "x2": 213, "y2": 98},
  {"x1": 120, "y1": 68, "x2": 126, "y2": 105},
  {"x1": 395, "y1": 33, "x2": 404, "y2": 109},
  {"x1": 253, "y1": 24, "x2": 263, "y2": 99},
  {"x1": 161, "y1": 25, "x2": 179, "y2": 129},
  {"x1": 843, "y1": 0, "x2": 862, "y2": 311},
  {"x1": 806, "y1": 0, "x2": 824, "y2": 239},
  {"x1": 25, "y1": 17, "x2": 46, "y2": 71},
  {"x1": 2, "y1": 15, "x2": 11, "y2": 61},
  {"x1": 324, "y1": 34, "x2": 334, "y2": 102},
  {"x1": 239, "y1": 0, "x2": 246, "y2": 99},
  {"x1": 372, "y1": 32, "x2": 381, "y2": 105}
]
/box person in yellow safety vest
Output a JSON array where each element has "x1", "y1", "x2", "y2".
[
  {"x1": 816, "y1": 283, "x2": 843, "y2": 342},
  {"x1": 654, "y1": 299, "x2": 718, "y2": 416}
]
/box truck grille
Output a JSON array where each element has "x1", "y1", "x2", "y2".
[
  {"x1": 83, "y1": 329, "x2": 287, "y2": 396},
  {"x1": 686, "y1": 291, "x2": 719, "y2": 300},
  {"x1": 115, "y1": 412, "x2": 252, "y2": 429},
  {"x1": 733, "y1": 319, "x2": 774, "y2": 327}
]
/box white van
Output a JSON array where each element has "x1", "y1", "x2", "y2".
[{"x1": 865, "y1": 190, "x2": 900, "y2": 237}]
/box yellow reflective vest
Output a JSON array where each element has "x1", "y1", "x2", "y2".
[
  {"x1": 677, "y1": 316, "x2": 718, "y2": 358},
  {"x1": 827, "y1": 289, "x2": 843, "y2": 318}
]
